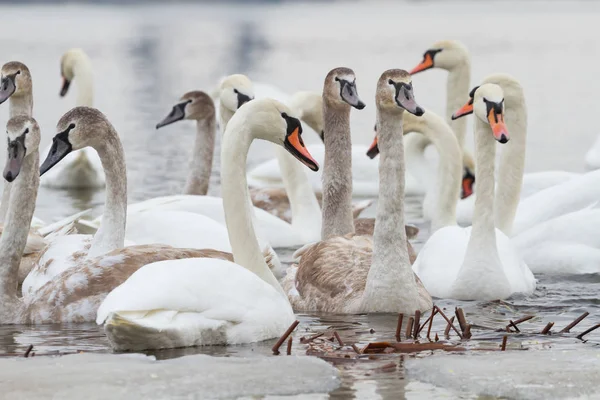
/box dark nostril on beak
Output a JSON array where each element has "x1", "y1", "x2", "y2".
[
  {"x1": 498, "y1": 134, "x2": 509, "y2": 144},
  {"x1": 415, "y1": 107, "x2": 425, "y2": 117},
  {"x1": 5, "y1": 172, "x2": 13, "y2": 182},
  {"x1": 355, "y1": 101, "x2": 366, "y2": 110}
]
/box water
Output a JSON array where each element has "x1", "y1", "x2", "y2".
[{"x1": 0, "y1": 0, "x2": 599, "y2": 398}]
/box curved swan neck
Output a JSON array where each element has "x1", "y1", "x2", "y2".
[
  {"x1": 321, "y1": 99, "x2": 354, "y2": 239},
  {"x1": 494, "y1": 89, "x2": 527, "y2": 235},
  {"x1": 73, "y1": 62, "x2": 94, "y2": 107},
  {"x1": 464, "y1": 118, "x2": 498, "y2": 253},
  {"x1": 361, "y1": 109, "x2": 418, "y2": 311},
  {"x1": 404, "y1": 113, "x2": 462, "y2": 231},
  {"x1": 88, "y1": 128, "x2": 127, "y2": 258},
  {"x1": 446, "y1": 60, "x2": 470, "y2": 147},
  {"x1": 0, "y1": 148, "x2": 39, "y2": 307},
  {"x1": 218, "y1": 104, "x2": 235, "y2": 134},
  {"x1": 0, "y1": 93, "x2": 34, "y2": 223},
  {"x1": 275, "y1": 146, "x2": 322, "y2": 234},
  {"x1": 184, "y1": 118, "x2": 216, "y2": 195},
  {"x1": 220, "y1": 119, "x2": 285, "y2": 296}
]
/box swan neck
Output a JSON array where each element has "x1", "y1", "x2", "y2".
[
  {"x1": 494, "y1": 94, "x2": 527, "y2": 235},
  {"x1": 0, "y1": 149, "x2": 38, "y2": 307},
  {"x1": 73, "y1": 63, "x2": 94, "y2": 107},
  {"x1": 88, "y1": 128, "x2": 127, "y2": 258},
  {"x1": 404, "y1": 114, "x2": 462, "y2": 231},
  {"x1": 184, "y1": 118, "x2": 216, "y2": 195},
  {"x1": 220, "y1": 119, "x2": 285, "y2": 296},
  {"x1": 466, "y1": 118, "x2": 497, "y2": 249},
  {"x1": 218, "y1": 104, "x2": 235, "y2": 134},
  {"x1": 446, "y1": 60, "x2": 470, "y2": 147},
  {"x1": 274, "y1": 146, "x2": 322, "y2": 235},
  {"x1": 321, "y1": 99, "x2": 354, "y2": 239},
  {"x1": 361, "y1": 110, "x2": 418, "y2": 311}
]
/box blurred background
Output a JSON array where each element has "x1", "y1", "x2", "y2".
[{"x1": 0, "y1": 0, "x2": 597, "y2": 221}]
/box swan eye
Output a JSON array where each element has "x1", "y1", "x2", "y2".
[
  {"x1": 281, "y1": 112, "x2": 288, "y2": 118},
  {"x1": 24, "y1": 128, "x2": 29, "y2": 134},
  {"x1": 388, "y1": 79, "x2": 394, "y2": 85},
  {"x1": 69, "y1": 123, "x2": 75, "y2": 130},
  {"x1": 334, "y1": 77, "x2": 340, "y2": 82},
  {"x1": 16, "y1": 70, "x2": 20, "y2": 75},
  {"x1": 233, "y1": 89, "x2": 239, "y2": 94}
]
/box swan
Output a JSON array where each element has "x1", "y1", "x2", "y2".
[
  {"x1": 410, "y1": 40, "x2": 578, "y2": 224},
  {"x1": 247, "y1": 90, "x2": 427, "y2": 196},
  {"x1": 412, "y1": 83, "x2": 535, "y2": 300},
  {"x1": 22, "y1": 102, "x2": 281, "y2": 297},
  {"x1": 584, "y1": 135, "x2": 600, "y2": 170},
  {"x1": 40, "y1": 48, "x2": 105, "y2": 189},
  {"x1": 7, "y1": 108, "x2": 288, "y2": 324},
  {"x1": 282, "y1": 68, "x2": 432, "y2": 313},
  {"x1": 95, "y1": 98, "x2": 319, "y2": 350}
]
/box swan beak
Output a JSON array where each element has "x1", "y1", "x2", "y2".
[
  {"x1": 156, "y1": 102, "x2": 187, "y2": 129},
  {"x1": 395, "y1": 85, "x2": 425, "y2": 116},
  {"x1": 0, "y1": 75, "x2": 16, "y2": 104},
  {"x1": 60, "y1": 76, "x2": 71, "y2": 97},
  {"x1": 409, "y1": 53, "x2": 434, "y2": 75},
  {"x1": 461, "y1": 168, "x2": 475, "y2": 199},
  {"x1": 237, "y1": 91, "x2": 253, "y2": 109},
  {"x1": 3, "y1": 138, "x2": 26, "y2": 182},
  {"x1": 451, "y1": 100, "x2": 474, "y2": 120},
  {"x1": 40, "y1": 134, "x2": 73, "y2": 176},
  {"x1": 488, "y1": 108, "x2": 509, "y2": 144},
  {"x1": 366, "y1": 136, "x2": 379, "y2": 159},
  {"x1": 284, "y1": 127, "x2": 319, "y2": 171}
]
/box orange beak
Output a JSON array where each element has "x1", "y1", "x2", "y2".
[
  {"x1": 284, "y1": 127, "x2": 319, "y2": 171},
  {"x1": 366, "y1": 135, "x2": 379, "y2": 159},
  {"x1": 409, "y1": 53, "x2": 434, "y2": 75},
  {"x1": 488, "y1": 108, "x2": 509, "y2": 143},
  {"x1": 451, "y1": 101, "x2": 474, "y2": 120},
  {"x1": 461, "y1": 175, "x2": 475, "y2": 199}
]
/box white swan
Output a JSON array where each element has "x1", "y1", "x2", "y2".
[
  {"x1": 40, "y1": 48, "x2": 105, "y2": 189},
  {"x1": 410, "y1": 40, "x2": 578, "y2": 224},
  {"x1": 282, "y1": 68, "x2": 432, "y2": 313},
  {"x1": 412, "y1": 83, "x2": 535, "y2": 300},
  {"x1": 96, "y1": 98, "x2": 317, "y2": 350}
]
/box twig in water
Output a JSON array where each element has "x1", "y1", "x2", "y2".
[
  {"x1": 576, "y1": 323, "x2": 600, "y2": 340},
  {"x1": 351, "y1": 344, "x2": 362, "y2": 354},
  {"x1": 507, "y1": 320, "x2": 521, "y2": 333},
  {"x1": 24, "y1": 345, "x2": 33, "y2": 358},
  {"x1": 406, "y1": 317, "x2": 414, "y2": 339},
  {"x1": 427, "y1": 308, "x2": 437, "y2": 339},
  {"x1": 436, "y1": 306, "x2": 461, "y2": 337},
  {"x1": 333, "y1": 331, "x2": 345, "y2": 347},
  {"x1": 512, "y1": 315, "x2": 535, "y2": 325},
  {"x1": 413, "y1": 310, "x2": 421, "y2": 338},
  {"x1": 300, "y1": 332, "x2": 324, "y2": 344},
  {"x1": 463, "y1": 324, "x2": 472, "y2": 339},
  {"x1": 501, "y1": 335, "x2": 508, "y2": 351},
  {"x1": 541, "y1": 322, "x2": 554, "y2": 335},
  {"x1": 455, "y1": 308, "x2": 468, "y2": 336},
  {"x1": 272, "y1": 320, "x2": 300, "y2": 355},
  {"x1": 286, "y1": 337, "x2": 293, "y2": 355},
  {"x1": 560, "y1": 312, "x2": 589, "y2": 333},
  {"x1": 395, "y1": 313, "x2": 404, "y2": 342},
  {"x1": 444, "y1": 316, "x2": 455, "y2": 337}
]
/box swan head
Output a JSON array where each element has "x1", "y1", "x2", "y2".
[
  {"x1": 40, "y1": 107, "x2": 111, "y2": 176},
  {"x1": 60, "y1": 48, "x2": 91, "y2": 97},
  {"x1": 410, "y1": 40, "x2": 469, "y2": 74},
  {"x1": 0, "y1": 62, "x2": 32, "y2": 104},
  {"x1": 219, "y1": 74, "x2": 254, "y2": 112},
  {"x1": 453, "y1": 83, "x2": 509, "y2": 143},
  {"x1": 323, "y1": 67, "x2": 365, "y2": 110},
  {"x1": 4, "y1": 116, "x2": 40, "y2": 182},
  {"x1": 156, "y1": 91, "x2": 215, "y2": 129},
  {"x1": 229, "y1": 98, "x2": 319, "y2": 172}
]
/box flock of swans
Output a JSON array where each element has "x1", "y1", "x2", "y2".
[{"x1": 0, "y1": 39, "x2": 597, "y2": 351}]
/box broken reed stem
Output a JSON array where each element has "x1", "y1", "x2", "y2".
[
  {"x1": 463, "y1": 324, "x2": 472, "y2": 339},
  {"x1": 541, "y1": 322, "x2": 554, "y2": 335},
  {"x1": 501, "y1": 335, "x2": 508, "y2": 351},
  {"x1": 351, "y1": 344, "x2": 362, "y2": 354},
  {"x1": 427, "y1": 308, "x2": 437, "y2": 340},
  {"x1": 436, "y1": 306, "x2": 462, "y2": 337},
  {"x1": 444, "y1": 316, "x2": 455, "y2": 337},
  {"x1": 455, "y1": 308, "x2": 468, "y2": 334},
  {"x1": 333, "y1": 331, "x2": 345, "y2": 347},
  {"x1": 406, "y1": 317, "x2": 414, "y2": 339},
  {"x1": 508, "y1": 320, "x2": 521, "y2": 333},
  {"x1": 413, "y1": 310, "x2": 421, "y2": 338},
  {"x1": 300, "y1": 332, "x2": 324, "y2": 344},
  {"x1": 512, "y1": 315, "x2": 534, "y2": 325},
  {"x1": 272, "y1": 320, "x2": 299, "y2": 355},
  {"x1": 417, "y1": 308, "x2": 437, "y2": 335},
  {"x1": 286, "y1": 337, "x2": 293, "y2": 355},
  {"x1": 576, "y1": 323, "x2": 600, "y2": 340},
  {"x1": 560, "y1": 312, "x2": 589, "y2": 333},
  {"x1": 24, "y1": 345, "x2": 33, "y2": 358},
  {"x1": 395, "y1": 313, "x2": 404, "y2": 342}
]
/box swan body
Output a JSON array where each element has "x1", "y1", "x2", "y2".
[
  {"x1": 412, "y1": 83, "x2": 535, "y2": 300},
  {"x1": 98, "y1": 98, "x2": 317, "y2": 350},
  {"x1": 284, "y1": 69, "x2": 432, "y2": 313},
  {"x1": 41, "y1": 48, "x2": 105, "y2": 189}
]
